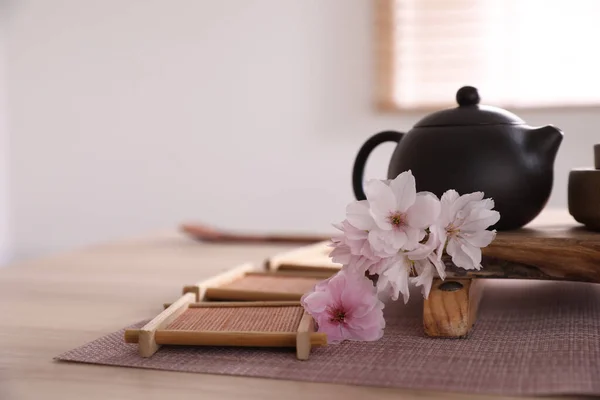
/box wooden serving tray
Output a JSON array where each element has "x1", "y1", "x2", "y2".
[{"x1": 125, "y1": 298, "x2": 326, "y2": 360}]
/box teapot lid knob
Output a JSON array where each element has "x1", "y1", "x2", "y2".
[{"x1": 456, "y1": 86, "x2": 480, "y2": 107}]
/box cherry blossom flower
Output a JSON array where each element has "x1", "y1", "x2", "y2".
[
  {"x1": 434, "y1": 190, "x2": 500, "y2": 270},
  {"x1": 347, "y1": 171, "x2": 440, "y2": 256},
  {"x1": 301, "y1": 270, "x2": 385, "y2": 343},
  {"x1": 376, "y1": 227, "x2": 444, "y2": 302},
  {"x1": 303, "y1": 173, "x2": 501, "y2": 343},
  {"x1": 410, "y1": 228, "x2": 446, "y2": 299},
  {"x1": 329, "y1": 220, "x2": 386, "y2": 275},
  {"x1": 375, "y1": 253, "x2": 413, "y2": 303},
  {"x1": 330, "y1": 220, "x2": 374, "y2": 264},
  {"x1": 411, "y1": 259, "x2": 437, "y2": 299}
]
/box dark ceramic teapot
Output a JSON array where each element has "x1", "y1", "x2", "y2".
[{"x1": 352, "y1": 86, "x2": 563, "y2": 230}]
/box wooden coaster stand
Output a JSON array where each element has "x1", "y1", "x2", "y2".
[
  {"x1": 129, "y1": 262, "x2": 335, "y2": 359},
  {"x1": 125, "y1": 300, "x2": 326, "y2": 360},
  {"x1": 266, "y1": 241, "x2": 342, "y2": 274},
  {"x1": 181, "y1": 262, "x2": 334, "y2": 303}
]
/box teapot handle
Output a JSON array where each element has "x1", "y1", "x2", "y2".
[{"x1": 352, "y1": 130, "x2": 404, "y2": 200}]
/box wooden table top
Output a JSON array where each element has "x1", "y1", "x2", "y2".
[{"x1": 0, "y1": 209, "x2": 584, "y2": 400}]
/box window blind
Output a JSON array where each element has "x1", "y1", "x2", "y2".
[{"x1": 376, "y1": 0, "x2": 600, "y2": 110}]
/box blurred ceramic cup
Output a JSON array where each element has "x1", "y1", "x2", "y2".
[{"x1": 568, "y1": 144, "x2": 600, "y2": 230}]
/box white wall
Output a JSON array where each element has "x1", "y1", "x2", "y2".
[
  {"x1": 5, "y1": 0, "x2": 599, "y2": 261},
  {"x1": 0, "y1": 2, "x2": 9, "y2": 265}
]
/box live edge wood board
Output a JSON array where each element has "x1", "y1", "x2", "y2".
[
  {"x1": 267, "y1": 225, "x2": 600, "y2": 284},
  {"x1": 455, "y1": 225, "x2": 600, "y2": 283}
]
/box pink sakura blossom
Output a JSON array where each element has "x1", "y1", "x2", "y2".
[
  {"x1": 329, "y1": 220, "x2": 386, "y2": 275},
  {"x1": 301, "y1": 270, "x2": 385, "y2": 343},
  {"x1": 313, "y1": 171, "x2": 501, "y2": 345}
]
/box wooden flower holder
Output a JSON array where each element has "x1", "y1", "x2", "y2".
[{"x1": 125, "y1": 300, "x2": 327, "y2": 360}]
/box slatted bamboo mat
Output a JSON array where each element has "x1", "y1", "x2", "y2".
[
  {"x1": 166, "y1": 306, "x2": 304, "y2": 332},
  {"x1": 56, "y1": 280, "x2": 600, "y2": 396},
  {"x1": 220, "y1": 275, "x2": 321, "y2": 293}
]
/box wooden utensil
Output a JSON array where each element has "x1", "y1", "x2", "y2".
[{"x1": 180, "y1": 223, "x2": 330, "y2": 244}]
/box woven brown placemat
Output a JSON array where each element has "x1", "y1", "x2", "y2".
[{"x1": 55, "y1": 280, "x2": 600, "y2": 396}]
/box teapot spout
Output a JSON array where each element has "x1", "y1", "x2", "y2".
[{"x1": 525, "y1": 125, "x2": 563, "y2": 163}]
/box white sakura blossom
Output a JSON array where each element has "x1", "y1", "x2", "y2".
[
  {"x1": 410, "y1": 228, "x2": 446, "y2": 299},
  {"x1": 347, "y1": 171, "x2": 440, "y2": 257},
  {"x1": 376, "y1": 226, "x2": 444, "y2": 303},
  {"x1": 434, "y1": 190, "x2": 500, "y2": 270},
  {"x1": 326, "y1": 172, "x2": 500, "y2": 308},
  {"x1": 376, "y1": 253, "x2": 413, "y2": 303},
  {"x1": 411, "y1": 260, "x2": 437, "y2": 299}
]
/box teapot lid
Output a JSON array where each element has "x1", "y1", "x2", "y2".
[{"x1": 413, "y1": 86, "x2": 524, "y2": 127}]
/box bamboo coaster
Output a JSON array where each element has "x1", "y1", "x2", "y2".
[
  {"x1": 124, "y1": 301, "x2": 326, "y2": 360},
  {"x1": 182, "y1": 263, "x2": 258, "y2": 302},
  {"x1": 266, "y1": 241, "x2": 341, "y2": 274},
  {"x1": 182, "y1": 263, "x2": 332, "y2": 302}
]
